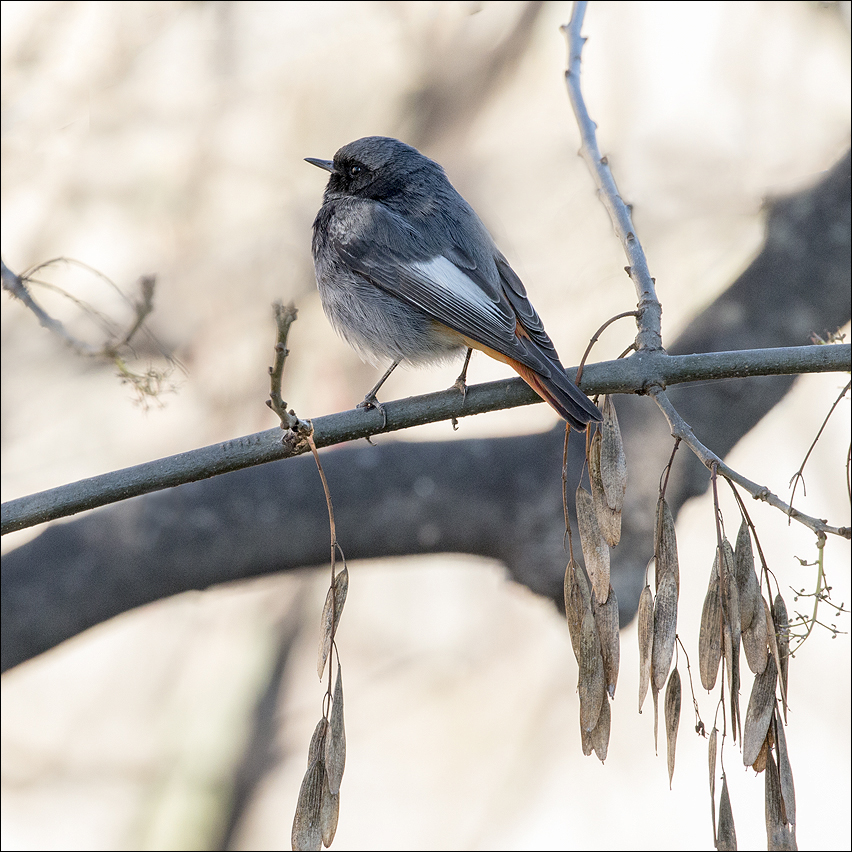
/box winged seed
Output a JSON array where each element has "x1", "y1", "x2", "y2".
[
  {"x1": 637, "y1": 585, "x2": 654, "y2": 713},
  {"x1": 589, "y1": 429, "x2": 622, "y2": 546},
  {"x1": 655, "y1": 496, "x2": 680, "y2": 594},
  {"x1": 665, "y1": 668, "x2": 682, "y2": 789},
  {"x1": 578, "y1": 609, "x2": 605, "y2": 733},
  {"x1": 600, "y1": 395, "x2": 627, "y2": 512},
  {"x1": 717, "y1": 775, "x2": 737, "y2": 851},
  {"x1": 576, "y1": 485, "x2": 610, "y2": 603},
  {"x1": 743, "y1": 654, "x2": 778, "y2": 767},
  {"x1": 594, "y1": 584, "x2": 620, "y2": 699},
  {"x1": 735, "y1": 519, "x2": 760, "y2": 632},
  {"x1": 652, "y1": 570, "x2": 678, "y2": 692},
  {"x1": 699, "y1": 554, "x2": 722, "y2": 691},
  {"x1": 325, "y1": 666, "x2": 346, "y2": 795}
]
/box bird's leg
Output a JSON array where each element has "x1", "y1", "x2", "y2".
[
  {"x1": 452, "y1": 348, "x2": 473, "y2": 399},
  {"x1": 357, "y1": 359, "x2": 400, "y2": 427}
]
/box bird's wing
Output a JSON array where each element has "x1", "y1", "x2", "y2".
[{"x1": 331, "y1": 201, "x2": 563, "y2": 380}]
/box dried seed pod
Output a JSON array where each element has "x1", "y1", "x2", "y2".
[
  {"x1": 564, "y1": 559, "x2": 590, "y2": 661},
  {"x1": 292, "y1": 719, "x2": 329, "y2": 852},
  {"x1": 578, "y1": 609, "x2": 606, "y2": 733},
  {"x1": 720, "y1": 539, "x2": 741, "y2": 703},
  {"x1": 576, "y1": 484, "x2": 610, "y2": 603},
  {"x1": 655, "y1": 496, "x2": 680, "y2": 594},
  {"x1": 773, "y1": 594, "x2": 790, "y2": 721},
  {"x1": 307, "y1": 717, "x2": 329, "y2": 764},
  {"x1": 292, "y1": 760, "x2": 324, "y2": 851},
  {"x1": 318, "y1": 567, "x2": 349, "y2": 679},
  {"x1": 752, "y1": 733, "x2": 769, "y2": 774},
  {"x1": 709, "y1": 727, "x2": 718, "y2": 845},
  {"x1": 699, "y1": 554, "x2": 722, "y2": 691},
  {"x1": 723, "y1": 625, "x2": 741, "y2": 744},
  {"x1": 742, "y1": 594, "x2": 769, "y2": 675},
  {"x1": 734, "y1": 519, "x2": 760, "y2": 631},
  {"x1": 637, "y1": 584, "x2": 654, "y2": 713},
  {"x1": 594, "y1": 584, "x2": 620, "y2": 698},
  {"x1": 774, "y1": 707, "x2": 796, "y2": 827},
  {"x1": 652, "y1": 680, "x2": 660, "y2": 755},
  {"x1": 590, "y1": 693, "x2": 611, "y2": 763},
  {"x1": 743, "y1": 654, "x2": 778, "y2": 767},
  {"x1": 665, "y1": 668, "x2": 681, "y2": 789},
  {"x1": 319, "y1": 765, "x2": 339, "y2": 848},
  {"x1": 652, "y1": 570, "x2": 678, "y2": 692},
  {"x1": 600, "y1": 395, "x2": 627, "y2": 512},
  {"x1": 717, "y1": 774, "x2": 737, "y2": 851},
  {"x1": 589, "y1": 429, "x2": 621, "y2": 546},
  {"x1": 325, "y1": 665, "x2": 346, "y2": 796},
  {"x1": 766, "y1": 748, "x2": 797, "y2": 850}
]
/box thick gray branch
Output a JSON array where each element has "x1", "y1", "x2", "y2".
[{"x1": 2, "y1": 344, "x2": 847, "y2": 535}]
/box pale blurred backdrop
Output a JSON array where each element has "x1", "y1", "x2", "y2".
[{"x1": 1, "y1": 1, "x2": 850, "y2": 850}]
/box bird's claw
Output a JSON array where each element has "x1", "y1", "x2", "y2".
[{"x1": 357, "y1": 394, "x2": 388, "y2": 428}]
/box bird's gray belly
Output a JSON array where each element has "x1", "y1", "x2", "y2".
[{"x1": 317, "y1": 271, "x2": 465, "y2": 366}]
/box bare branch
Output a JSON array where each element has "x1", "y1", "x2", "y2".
[
  {"x1": 651, "y1": 388, "x2": 848, "y2": 539},
  {"x1": 561, "y1": 6, "x2": 662, "y2": 351},
  {"x1": 1, "y1": 343, "x2": 847, "y2": 536}
]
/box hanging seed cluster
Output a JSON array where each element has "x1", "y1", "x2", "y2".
[
  {"x1": 292, "y1": 567, "x2": 349, "y2": 851},
  {"x1": 637, "y1": 493, "x2": 681, "y2": 778},
  {"x1": 698, "y1": 518, "x2": 796, "y2": 849},
  {"x1": 565, "y1": 396, "x2": 626, "y2": 762}
]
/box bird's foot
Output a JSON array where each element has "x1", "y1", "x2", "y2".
[{"x1": 357, "y1": 393, "x2": 387, "y2": 428}]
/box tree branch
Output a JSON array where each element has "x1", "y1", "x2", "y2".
[{"x1": 1, "y1": 344, "x2": 847, "y2": 535}]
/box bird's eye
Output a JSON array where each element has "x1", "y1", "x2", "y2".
[{"x1": 348, "y1": 164, "x2": 363, "y2": 178}]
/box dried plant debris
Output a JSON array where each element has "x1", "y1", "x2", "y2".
[
  {"x1": 719, "y1": 540, "x2": 741, "y2": 696},
  {"x1": 600, "y1": 395, "x2": 627, "y2": 513},
  {"x1": 717, "y1": 775, "x2": 738, "y2": 851},
  {"x1": 325, "y1": 666, "x2": 346, "y2": 796},
  {"x1": 564, "y1": 559, "x2": 591, "y2": 660},
  {"x1": 578, "y1": 608, "x2": 606, "y2": 733},
  {"x1": 665, "y1": 668, "x2": 681, "y2": 788},
  {"x1": 638, "y1": 584, "x2": 655, "y2": 713},
  {"x1": 652, "y1": 680, "x2": 660, "y2": 754},
  {"x1": 581, "y1": 692, "x2": 611, "y2": 762},
  {"x1": 576, "y1": 485, "x2": 610, "y2": 603},
  {"x1": 772, "y1": 594, "x2": 790, "y2": 720},
  {"x1": 766, "y1": 748, "x2": 798, "y2": 850},
  {"x1": 709, "y1": 727, "x2": 718, "y2": 845},
  {"x1": 652, "y1": 570, "x2": 678, "y2": 693},
  {"x1": 292, "y1": 719, "x2": 329, "y2": 851},
  {"x1": 742, "y1": 591, "x2": 769, "y2": 676},
  {"x1": 743, "y1": 654, "x2": 778, "y2": 768},
  {"x1": 589, "y1": 429, "x2": 621, "y2": 546},
  {"x1": 318, "y1": 568, "x2": 349, "y2": 679},
  {"x1": 655, "y1": 496, "x2": 680, "y2": 593},
  {"x1": 699, "y1": 552, "x2": 722, "y2": 691},
  {"x1": 734, "y1": 520, "x2": 760, "y2": 632},
  {"x1": 593, "y1": 584, "x2": 620, "y2": 699},
  {"x1": 773, "y1": 708, "x2": 796, "y2": 828},
  {"x1": 319, "y1": 767, "x2": 339, "y2": 848}
]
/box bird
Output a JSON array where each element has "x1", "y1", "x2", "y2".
[{"x1": 306, "y1": 136, "x2": 602, "y2": 430}]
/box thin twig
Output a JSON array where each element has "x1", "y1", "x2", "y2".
[
  {"x1": 788, "y1": 379, "x2": 851, "y2": 517},
  {"x1": 651, "y1": 387, "x2": 848, "y2": 538},
  {"x1": 562, "y1": 6, "x2": 662, "y2": 351}
]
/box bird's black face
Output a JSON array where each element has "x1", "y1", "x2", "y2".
[
  {"x1": 325, "y1": 154, "x2": 408, "y2": 201},
  {"x1": 307, "y1": 137, "x2": 432, "y2": 202}
]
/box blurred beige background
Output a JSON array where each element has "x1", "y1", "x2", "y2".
[{"x1": 1, "y1": 1, "x2": 850, "y2": 850}]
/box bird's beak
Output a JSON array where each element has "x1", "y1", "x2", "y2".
[{"x1": 305, "y1": 157, "x2": 336, "y2": 173}]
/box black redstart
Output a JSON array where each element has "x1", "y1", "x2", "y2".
[{"x1": 306, "y1": 136, "x2": 602, "y2": 430}]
